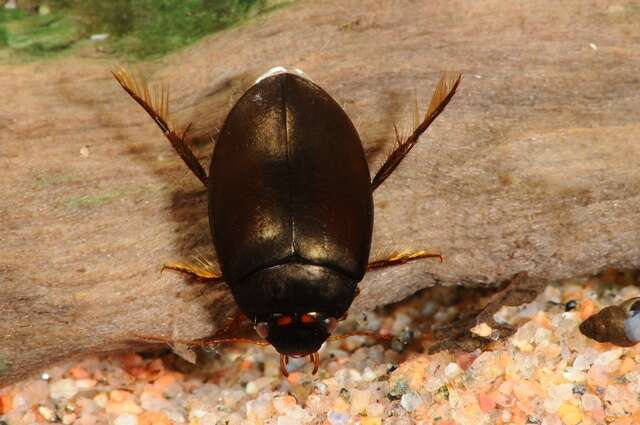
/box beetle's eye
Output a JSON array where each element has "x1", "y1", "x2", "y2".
[
  {"x1": 324, "y1": 317, "x2": 338, "y2": 334},
  {"x1": 255, "y1": 322, "x2": 269, "y2": 339},
  {"x1": 276, "y1": 315, "x2": 294, "y2": 326}
]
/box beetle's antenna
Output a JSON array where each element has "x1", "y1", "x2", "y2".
[
  {"x1": 280, "y1": 354, "x2": 290, "y2": 377},
  {"x1": 327, "y1": 331, "x2": 393, "y2": 342},
  {"x1": 132, "y1": 333, "x2": 269, "y2": 348},
  {"x1": 371, "y1": 71, "x2": 461, "y2": 191},
  {"x1": 112, "y1": 67, "x2": 209, "y2": 187}
]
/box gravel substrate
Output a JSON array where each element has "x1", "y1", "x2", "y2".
[{"x1": 2, "y1": 272, "x2": 640, "y2": 425}]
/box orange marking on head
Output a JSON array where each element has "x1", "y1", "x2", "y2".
[
  {"x1": 277, "y1": 315, "x2": 294, "y2": 326},
  {"x1": 301, "y1": 314, "x2": 317, "y2": 324}
]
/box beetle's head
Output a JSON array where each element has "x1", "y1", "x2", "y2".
[{"x1": 254, "y1": 312, "x2": 338, "y2": 359}]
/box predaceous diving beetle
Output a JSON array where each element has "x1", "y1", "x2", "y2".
[{"x1": 113, "y1": 66, "x2": 461, "y2": 375}]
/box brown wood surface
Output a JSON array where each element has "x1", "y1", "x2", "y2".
[{"x1": 1, "y1": 0, "x2": 639, "y2": 385}]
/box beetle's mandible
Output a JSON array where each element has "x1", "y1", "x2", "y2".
[{"x1": 113, "y1": 66, "x2": 461, "y2": 375}]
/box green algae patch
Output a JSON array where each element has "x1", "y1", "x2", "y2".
[
  {"x1": 0, "y1": 352, "x2": 12, "y2": 376},
  {"x1": 33, "y1": 172, "x2": 78, "y2": 189},
  {"x1": 0, "y1": 0, "x2": 292, "y2": 61},
  {"x1": 77, "y1": 0, "x2": 291, "y2": 59},
  {"x1": 0, "y1": 9, "x2": 82, "y2": 58},
  {"x1": 64, "y1": 191, "x2": 125, "y2": 209}
]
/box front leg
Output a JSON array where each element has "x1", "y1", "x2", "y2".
[
  {"x1": 162, "y1": 255, "x2": 225, "y2": 283},
  {"x1": 162, "y1": 262, "x2": 223, "y2": 282}
]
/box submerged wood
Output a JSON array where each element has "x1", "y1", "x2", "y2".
[{"x1": 1, "y1": 0, "x2": 639, "y2": 385}]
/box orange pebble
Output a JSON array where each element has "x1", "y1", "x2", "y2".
[
  {"x1": 152, "y1": 372, "x2": 183, "y2": 394},
  {"x1": 128, "y1": 366, "x2": 148, "y2": 379},
  {"x1": 580, "y1": 299, "x2": 596, "y2": 320},
  {"x1": 533, "y1": 311, "x2": 551, "y2": 328},
  {"x1": 109, "y1": 390, "x2": 132, "y2": 402},
  {"x1": 68, "y1": 366, "x2": 90, "y2": 380},
  {"x1": 280, "y1": 395, "x2": 297, "y2": 407},
  {"x1": 147, "y1": 359, "x2": 164, "y2": 376},
  {"x1": 0, "y1": 395, "x2": 12, "y2": 415},
  {"x1": 478, "y1": 392, "x2": 496, "y2": 412},
  {"x1": 31, "y1": 405, "x2": 46, "y2": 422},
  {"x1": 499, "y1": 352, "x2": 511, "y2": 369},
  {"x1": 614, "y1": 416, "x2": 633, "y2": 425},
  {"x1": 591, "y1": 408, "x2": 605, "y2": 421},
  {"x1": 287, "y1": 372, "x2": 302, "y2": 385},
  {"x1": 139, "y1": 411, "x2": 172, "y2": 425},
  {"x1": 618, "y1": 356, "x2": 636, "y2": 375},
  {"x1": 119, "y1": 353, "x2": 144, "y2": 368},
  {"x1": 511, "y1": 408, "x2": 527, "y2": 424}
]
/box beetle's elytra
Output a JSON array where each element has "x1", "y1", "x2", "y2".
[{"x1": 113, "y1": 66, "x2": 461, "y2": 375}]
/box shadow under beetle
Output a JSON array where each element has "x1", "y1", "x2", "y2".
[{"x1": 113, "y1": 66, "x2": 461, "y2": 375}]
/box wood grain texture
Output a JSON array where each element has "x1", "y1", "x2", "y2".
[{"x1": 1, "y1": 0, "x2": 639, "y2": 385}]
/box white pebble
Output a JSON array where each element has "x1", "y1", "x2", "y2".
[
  {"x1": 62, "y1": 413, "x2": 77, "y2": 425},
  {"x1": 50, "y1": 379, "x2": 79, "y2": 400},
  {"x1": 362, "y1": 367, "x2": 377, "y2": 381},
  {"x1": 93, "y1": 393, "x2": 108, "y2": 408},
  {"x1": 581, "y1": 393, "x2": 602, "y2": 411},
  {"x1": 246, "y1": 399, "x2": 271, "y2": 420},
  {"x1": 327, "y1": 410, "x2": 349, "y2": 425},
  {"x1": 367, "y1": 402, "x2": 385, "y2": 417},
  {"x1": 534, "y1": 327, "x2": 551, "y2": 344},
  {"x1": 75, "y1": 415, "x2": 98, "y2": 425},
  {"x1": 543, "y1": 397, "x2": 562, "y2": 414},
  {"x1": 75, "y1": 379, "x2": 97, "y2": 389},
  {"x1": 549, "y1": 383, "x2": 573, "y2": 401},
  {"x1": 90, "y1": 34, "x2": 109, "y2": 42},
  {"x1": 594, "y1": 349, "x2": 623, "y2": 367},
  {"x1": 444, "y1": 362, "x2": 463, "y2": 380},
  {"x1": 573, "y1": 354, "x2": 592, "y2": 371},
  {"x1": 470, "y1": 322, "x2": 493, "y2": 337},
  {"x1": 350, "y1": 390, "x2": 371, "y2": 415},
  {"x1": 277, "y1": 416, "x2": 300, "y2": 425},
  {"x1": 113, "y1": 413, "x2": 138, "y2": 425},
  {"x1": 245, "y1": 377, "x2": 273, "y2": 395},
  {"x1": 562, "y1": 367, "x2": 587, "y2": 382},
  {"x1": 400, "y1": 390, "x2": 422, "y2": 412},
  {"x1": 37, "y1": 405, "x2": 56, "y2": 421}
]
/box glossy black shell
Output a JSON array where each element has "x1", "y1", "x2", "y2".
[{"x1": 209, "y1": 72, "x2": 373, "y2": 320}]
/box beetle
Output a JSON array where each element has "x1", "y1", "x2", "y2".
[{"x1": 113, "y1": 66, "x2": 461, "y2": 375}]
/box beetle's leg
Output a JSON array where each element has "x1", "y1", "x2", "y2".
[
  {"x1": 112, "y1": 67, "x2": 208, "y2": 187},
  {"x1": 132, "y1": 333, "x2": 269, "y2": 347},
  {"x1": 370, "y1": 72, "x2": 461, "y2": 191},
  {"x1": 310, "y1": 352, "x2": 320, "y2": 375},
  {"x1": 162, "y1": 262, "x2": 224, "y2": 282},
  {"x1": 367, "y1": 250, "x2": 443, "y2": 270},
  {"x1": 219, "y1": 313, "x2": 248, "y2": 335},
  {"x1": 162, "y1": 254, "x2": 225, "y2": 283}
]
